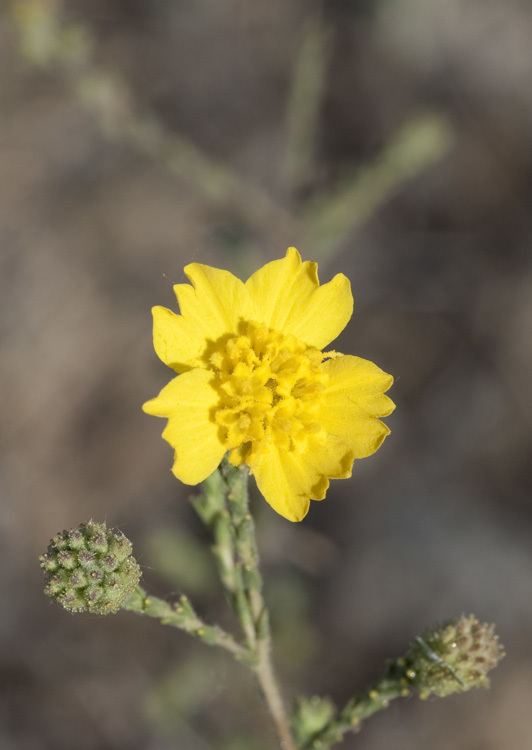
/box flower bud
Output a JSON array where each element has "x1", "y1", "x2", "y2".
[
  {"x1": 405, "y1": 615, "x2": 505, "y2": 698},
  {"x1": 40, "y1": 520, "x2": 141, "y2": 615},
  {"x1": 292, "y1": 695, "x2": 336, "y2": 746}
]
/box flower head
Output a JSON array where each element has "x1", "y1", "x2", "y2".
[
  {"x1": 405, "y1": 615, "x2": 505, "y2": 698},
  {"x1": 144, "y1": 248, "x2": 394, "y2": 521},
  {"x1": 40, "y1": 520, "x2": 141, "y2": 614}
]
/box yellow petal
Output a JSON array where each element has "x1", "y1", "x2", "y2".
[
  {"x1": 245, "y1": 247, "x2": 353, "y2": 348},
  {"x1": 248, "y1": 435, "x2": 353, "y2": 522},
  {"x1": 143, "y1": 369, "x2": 226, "y2": 484},
  {"x1": 320, "y1": 355, "x2": 394, "y2": 458},
  {"x1": 324, "y1": 355, "x2": 395, "y2": 416},
  {"x1": 152, "y1": 306, "x2": 205, "y2": 372},
  {"x1": 174, "y1": 263, "x2": 254, "y2": 343}
]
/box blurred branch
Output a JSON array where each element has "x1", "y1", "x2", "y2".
[
  {"x1": 8, "y1": 1, "x2": 453, "y2": 264},
  {"x1": 305, "y1": 112, "x2": 454, "y2": 262},
  {"x1": 8, "y1": 0, "x2": 296, "y2": 238},
  {"x1": 283, "y1": 10, "x2": 331, "y2": 195}
]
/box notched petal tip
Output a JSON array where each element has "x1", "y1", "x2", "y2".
[
  {"x1": 151, "y1": 305, "x2": 204, "y2": 371},
  {"x1": 174, "y1": 262, "x2": 253, "y2": 342},
  {"x1": 370, "y1": 423, "x2": 391, "y2": 454},
  {"x1": 378, "y1": 393, "x2": 396, "y2": 417}
]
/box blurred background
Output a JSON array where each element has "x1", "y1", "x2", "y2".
[{"x1": 2, "y1": 1, "x2": 532, "y2": 748}]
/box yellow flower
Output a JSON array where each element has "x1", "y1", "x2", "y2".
[{"x1": 143, "y1": 248, "x2": 394, "y2": 522}]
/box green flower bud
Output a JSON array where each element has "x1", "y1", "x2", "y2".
[
  {"x1": 292, "y1": 695, "x2": 336, "y2": 746},
  {"x1": 40, "y1": 520, "x2": 141, "y2": 615},
  {"x1": 405, "y1": 615, "x2": 505, "y2": 698}
]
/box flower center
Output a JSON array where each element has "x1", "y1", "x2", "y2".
[{"x1": 209, "y1": 323, "x2": 328, "y2": 466}]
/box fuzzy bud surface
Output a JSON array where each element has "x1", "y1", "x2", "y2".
[
  {"x1": 40, "y1": 520, "x2": 141, "y2": 615},
  {"x1": 405, "y1": 614, "x2": 505, "y2": 698}
]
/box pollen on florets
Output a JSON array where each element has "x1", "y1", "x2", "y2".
[
  {"x1": 40, "y1": 520, "x2": 141, "y2": 615},
  {"x1": 405, "y1": 615, "x2": 505, "y2": 698},
  {"x1": 210, "y1": 322, "x2": 330, "y2": 465}
]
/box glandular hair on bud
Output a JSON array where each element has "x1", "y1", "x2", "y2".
[
  {"x1": 405, "y1": 615, "x2": 505, "y2": 699},
  {"x1": 40, "y1": 520, "x2": 141, "y2": 615}
]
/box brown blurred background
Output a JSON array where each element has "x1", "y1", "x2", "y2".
[{"x1": 2, "y1": 1, "x2": 532, "y2": 748}]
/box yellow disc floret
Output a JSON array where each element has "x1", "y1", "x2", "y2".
[{"x1": 210, "y1": 323, "x2": 330, "y2": 465}]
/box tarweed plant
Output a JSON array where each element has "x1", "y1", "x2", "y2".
[{"x1": 40, "y1": 250, "x2": 504, "y2": 749}]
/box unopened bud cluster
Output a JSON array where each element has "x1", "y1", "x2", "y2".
[
  {"x1": 405, "y1": 615, "x2": 505, "y2": 698},
  {"x1": 40, "y1": 520, "x2": 141, "y2": 615}
]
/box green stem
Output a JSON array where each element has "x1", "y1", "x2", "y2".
[
  {"x1": 123, "y1": 585, "x2": 249, "y2": 660},
  {"x1": 194, "y1": 461, "x2": 297, "y2": 750},
  {"x1": 254, "y1": 637, "x2": 298, "y2": 750},
  {"x1": 300, "y1": 662, "x2": 410, "y2": 749},
  {"x1": 222, "y1": 462, "x2": 296, "y2": 750},
  {"x1": 221, "y1": 462, "x2": 265, "y2": 634}
]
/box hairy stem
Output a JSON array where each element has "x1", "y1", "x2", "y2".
[
  {"x1": 254, "y1": 638, "x2": 298, "y2": 750},
  {"x1": 195, "y1": 461, "x2": 297, "y2": 750},
  {"x1": 300, "y1": 661, "x2": 410, "y2": 749},
  {"x1": 123, "y1": 585, "x2": 249, "y2": 660}
]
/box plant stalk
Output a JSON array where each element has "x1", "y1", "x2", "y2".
[
  {"x1": 202, "y1": 461, "x2": 298, "y2": 750},
  {"x1": 254, "y1": 638, "x2": 297, "y2": 750}
]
